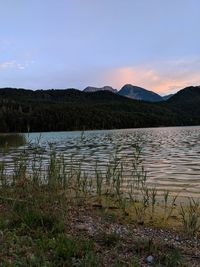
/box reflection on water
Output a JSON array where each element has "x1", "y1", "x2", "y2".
[
  {"x1": 0, "y1": 134, "x2": 26, "y2": 149},
  {"x1": 0, "y1": 126, "x2": 200, "y2": 197}
]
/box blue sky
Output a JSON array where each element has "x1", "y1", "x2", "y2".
[{"x1": 0, "y1": 0, "x2": 200, "y2": 95}]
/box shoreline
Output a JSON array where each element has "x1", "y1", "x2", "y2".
[
  {"x1": 0, "y1": 187, "x2": 200, "y2": 266},
  {"x1": 0, "y1": 124, "x2": 200, "y2": 135}
]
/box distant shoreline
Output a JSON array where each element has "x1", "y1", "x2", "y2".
[{"x1": 0, "y1": 124, "x2": 200, "y2": 135}]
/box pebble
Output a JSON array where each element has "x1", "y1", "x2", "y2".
[
  {"x1": 175, "y1": 235, "x2": 179, "y2": 241},
  {"x1": 76, "y1": 224, "x2": 90, "y2": 231},
  {"x1": 75, "y1": 223, "x2": 96, "y2": 236},
  {"x1": 146, "y1": 255, "x2": 154, "y2": 265}
]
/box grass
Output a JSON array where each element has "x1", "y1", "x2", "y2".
[
  {"x1": 0, "y1": 186, "x2": 99, "y2": 266},
  {"x1": 133, "y1": 238, "x2": 184, "y2": 266},
  {"x1": 0, "y1": 185, "x2": 197, "y2": 266},
  {"x1": 98, "y1": 231, "x2": 121, "y2": 247},
  {"x1": 180, "y1": 198, "x2": 200, "y2": 236},
  {"x1": 0, "y1": 140, "x2": 199, "y2": 266}
]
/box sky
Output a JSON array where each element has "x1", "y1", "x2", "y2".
[{"x1": 0, "y1": 0, "x2": 200, "y2": 95}]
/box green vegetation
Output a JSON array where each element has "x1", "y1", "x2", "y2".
[
  {"x1": 0, "y1": 134, "x2": 26, "y2": 148},
  {"x1": 180, "y1": 198, "x2": 200, "y2": 236},
  {"x1": 0, "y1": 141, "x2": 200, "y2": 266},
  {"x1": 0, "y1": 86, "x2": 200, "y2": 132}
]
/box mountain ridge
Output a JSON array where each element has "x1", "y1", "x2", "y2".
[
  {"x1": 118, "y1": 84, "x2": 163, "y2": 102},
  {"x1": 83, "y1": 84, "x2": 174, "y2": 102},
  {"x1": 0, "y1": 85, "x2": 174, "y2": 102},
  {"x1": 84, "y1": 86, "x2": 117, "y2": 93},
  {"x1": 0, "y1": 85, "x2": 199, "y2": 133}
]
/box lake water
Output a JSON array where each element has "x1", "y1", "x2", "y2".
[{"x1": 0, "y1": 126, "x2": 200, "y2": 197}]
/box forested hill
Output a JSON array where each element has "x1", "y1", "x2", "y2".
[
  {"x1": 0, "y1": 87, "x2": 199, "y2": 133},
  {"x1": 167, "y1": 86, "x2": 200, "y2": 117}
]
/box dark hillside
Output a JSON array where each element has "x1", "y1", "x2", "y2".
[
  {"x1": 0, "y1": 87, "x2": 199, "y2": 133},
  {"x1": 166, "y1": 86, "x2": 200, "y2": 118}
]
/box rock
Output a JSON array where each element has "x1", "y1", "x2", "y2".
[
  {"x1": 175, "y1": 235, "x2": 180, "y2": 241},
  {"x1": 146, "y1": 255, "x2": 154, "y2": 265},
  {"x1": 75, "y1": 223, "x2": 95, "y2": 236},
  {"x1": 76, "y1": 224, "x2": 89, "y2": 231}
]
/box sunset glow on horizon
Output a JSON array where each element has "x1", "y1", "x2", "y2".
[{"x1": 105, "y1": 63, "x2": 200, "y2": 95}]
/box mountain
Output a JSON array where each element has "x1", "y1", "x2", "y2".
[
  {"x1": 84, "y1": 86, "x2": 117, "y2": 93},
  {"x1": 168, "y1": 86, "x2": 200, "y2": 103},
  {"x1": 167, "y1": 86, "x2": 200, "y2": 118},
  {"x1": 162, "y1": 94, "x2": 174, "y2": 101},
  {"x1": 0, "y1": 87, "x2": 178, "y2": 132},
  {"x1": 118, "y1": 84, "x2": 163, "y2": 102},
  {"x1": 0, "y1": 86, "x2": 199, "y2": 133}
]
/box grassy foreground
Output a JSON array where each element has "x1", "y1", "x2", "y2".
[{"x1": 0, "y1": 142, "x2": 200, "y2": 266}]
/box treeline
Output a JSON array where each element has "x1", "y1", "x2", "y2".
[{"x1": 0, "y1": 87, "x2": 199, "y2": 133}]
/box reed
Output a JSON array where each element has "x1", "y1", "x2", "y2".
[
  {"x1": 164, "y1": 190, "x2": 170, "y2": 215},
  {"x1": 0, "y1": 161, "x2": 6, "y2": 188},
  {"x1": 150, "y1": 187, "x2": 157, "y2": 217},
  {"x1": 95, "y1": 162, "x2": 103, "y2": 197},
  {"x1": 180, "y1": 198, "x2": 200, "y2": 236},
  {"x1": 164, "y1": 194, "x2": 178, "y2": 223},
  {"x1": 0, "y1": 138, "x2": 199, "y2": 238},
  {"x1": 1, "y1": 135, "x2": 198, "y2": 266}
]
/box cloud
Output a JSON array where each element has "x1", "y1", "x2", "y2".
[
  {"x1": 0, "y1": 60, "x2": 16, "y2": 69},
  {"x1": 0, "y1": 60, "x2": 28, "y2": 70},
  {"x1": 105, "y1": 58, "x2": 200, "y2": 95}
]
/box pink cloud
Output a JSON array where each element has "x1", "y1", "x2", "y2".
[{"x1": 105, "y1": 65, "x2": 200, "y2": 95}]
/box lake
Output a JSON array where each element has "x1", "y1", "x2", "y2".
[{"x1": 0, "y1": 126, "x2": 200, "y2": 197}]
